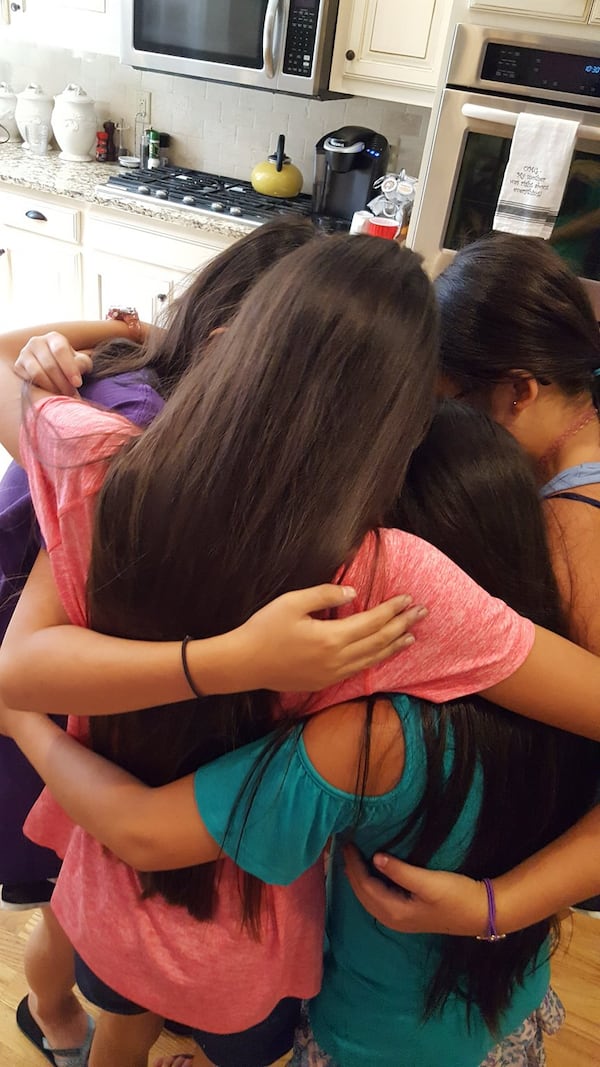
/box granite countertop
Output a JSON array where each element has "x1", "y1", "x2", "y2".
[{"x1": 0, "y1": 141, "x2": 251, "y2": 240}]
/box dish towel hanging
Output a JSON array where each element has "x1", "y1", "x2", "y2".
[{"x1": 493, "y1": 112, "x2": 580, "y2": 239}]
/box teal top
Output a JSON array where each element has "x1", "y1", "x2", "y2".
[{"x1": 193, "y1": 695, "x2": 549, "y2": 1067}]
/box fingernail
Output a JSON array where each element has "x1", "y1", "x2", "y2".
[
  {"x1": 398, "y1": 595, "x2": 413, "y2": 609},
  {"x1": 415, "y1": 606, "x2": 428, "y2": 619},
  {"x1": 342, "y1": 586, "x2": 357, "y2": 600},
  {"x1": 402, "y1": 634, "x2": 416, "y2": 646},
  {"x1": 373, "y1": 854, "x2": 388, "y2": 870},
  {"x1": 71, "y1": 374, "x2": 82, "y2": 387}
]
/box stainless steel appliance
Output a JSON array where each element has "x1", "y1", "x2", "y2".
[
  {"x1": 96, "y1": 165, "x2": 349, "y2": 231},
  {"x1": 313, "y1": 126, "x2": 389, "y2": 221},
  {"x1": 409, "y1": 24, "x2": 600, "y2": 315},
  {"x1": 121, "y1": 0, "x2": 342, "y2": 99}
]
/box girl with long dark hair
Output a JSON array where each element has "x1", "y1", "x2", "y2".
[
  {"x1": 345, "y1": 232, "x2": 600, "y2": 945},
  {"x1": 3, "y1": 236, "x2": 600, "y2": 1067},
  {"x1": 2, "y1": 403, "x2": 597, "y2": 1067}
]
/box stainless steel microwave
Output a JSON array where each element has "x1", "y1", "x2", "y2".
[{"x1": 121, "y1": 0, "x2": 342, "y2": 98}]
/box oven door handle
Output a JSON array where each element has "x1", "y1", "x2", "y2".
[
  {"x1": 461, "y1": 103, "x2": 600, "y2": 142},
  {"x1": 263, "y1": 0, "x2": 281, "y2": 79}
]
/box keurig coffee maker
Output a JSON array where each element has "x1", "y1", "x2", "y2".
[{"x1": 313, "y1": 125, "x2": 389, "y2": 221}]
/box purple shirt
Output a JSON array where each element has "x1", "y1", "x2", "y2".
[{"x1": 0, "y1": 371, "x2": 164, "y2": 883}]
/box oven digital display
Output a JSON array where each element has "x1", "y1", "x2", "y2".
[{"x1": 481, "y1": 43, "x2": 600, "y2": 98}]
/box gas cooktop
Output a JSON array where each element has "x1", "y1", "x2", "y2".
[{"x1": 97, "y1": 165, "x2": 347, "y2": 231}]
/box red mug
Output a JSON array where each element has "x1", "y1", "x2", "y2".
[{"x1": 366, "y1": 217, "x2": 399, "y2": 240}]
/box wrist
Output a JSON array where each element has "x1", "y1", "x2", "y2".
[
  {"x1": 184, "y1": 626, "x2": 252, "y2": 698},
  {"x1": 105, "y1": 307, "x2": 143, "y2": 343}
]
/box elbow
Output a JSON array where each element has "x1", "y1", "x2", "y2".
[{"x1": 107, "y1": 829, "x2": 166, "y2": 872}]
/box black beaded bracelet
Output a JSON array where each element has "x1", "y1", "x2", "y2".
[{"x1": 181, "y1": 635, "x2": 203, "y2": 699}]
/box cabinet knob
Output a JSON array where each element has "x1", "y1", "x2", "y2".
[
  {"x1": 10, "y1": 2, "x2": 21, "y2": 10},
  {"x1": 0, "y1": 249, "x2": 5, "y2": 256},
  {"x1": 157, "y1": 293, "x2": 167, "y2": 303},
  {"x1": 25, "y1": 209, "x2": 48, "y2": 222},
  {"x1": 345, "y1": 49, "x2": 356, "y2": 61}
]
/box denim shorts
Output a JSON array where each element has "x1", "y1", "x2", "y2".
[{"x1": 74, "y1": 953, "x2": 300, "y2": 1067}]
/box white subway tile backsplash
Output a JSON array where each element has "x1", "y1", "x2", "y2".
[{"x1": 1, "y1": 42, "x2": 430, "y2": 188}]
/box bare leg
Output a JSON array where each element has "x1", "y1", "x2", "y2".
[
  {"x1": 25, "y1": 906, "x2": 90, "y2": 1050},
  {"x1": 88, "y1": 1009, "x2": 164, "y2": 1067},
  {"x1": 152, "y1": 1056, "x2": 195, "y2": 1067}
]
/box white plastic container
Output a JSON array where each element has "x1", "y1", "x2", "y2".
[
  {"x1": 51, "y1": 83, "x2": 97, "y2": 162},
  {"x1": 0, "y1": 83, "x2": 19, "y2": 142},
  {"x1": 15, "y1": 84, "x2": 53, "y2": 149}
]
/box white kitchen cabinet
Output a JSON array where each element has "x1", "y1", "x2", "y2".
[
  {"x1": 85, "y1": 250, "x2": 184, "y2": 324},
  {"x1": 83, "y1": 209, "x2": 233, "y2": 323},
  {"x1": 468, "y1": 0, "x2": 591, "y2": 21},
  {"x1": 0, "y1": 185, "x2": 84, "y2": 329},
  {"x1": 591, "y1": 0, "x2": 600, "y2": 22},
  {"x1": 0, "y1": 231, "x2": 83, "y2": 329},
  {"x1": 0, "y1": 238, "x2": 12, "y2": 327},
  {"x1": 330, "y1": 0, "x2": 454, "y2": 105},
  {"x1": 1, "y1": 0, "x2": 120, "y2": 56}
]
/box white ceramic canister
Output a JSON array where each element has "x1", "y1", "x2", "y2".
[
  {"x1": 51, "y1": 83, "x2": 97, "y2": 162},
  {"x1": 15, "y1": 83, "x2": 54, "y2": 148},
  {"x1": 0, "y1": 83, "x2": 20, "y2": 141}
]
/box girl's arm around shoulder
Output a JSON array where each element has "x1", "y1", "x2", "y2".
[
  {"x1": 1, "y1": 707, "x2": 221, "y2": 871},
  {"x1": 0, "y1": 551, "x2": 419, "y2": 716},
  {"x1": 481, "y1": 624, "x2": 600, "y2": 740}
]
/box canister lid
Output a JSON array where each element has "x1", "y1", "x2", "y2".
[
  {"x1": 54, "y1": 83, "x2": 94, "y2": 104},
  {"x1": 18, "y1": 83, "x2": 52, "y2": 102}
]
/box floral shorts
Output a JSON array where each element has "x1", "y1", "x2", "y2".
[{"x1": 286, "y1": 987, "x2": 564, "y2": 1067}]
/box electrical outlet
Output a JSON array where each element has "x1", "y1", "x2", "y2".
[{"x1": 134, "y1": 90, "x2": 152, "y2": 124}]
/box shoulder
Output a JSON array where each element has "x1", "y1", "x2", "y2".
[
  {"x1": 80, "y1": 373, "x2": 165, "y2": 430},
  {"x1": 302, "y1": 697, "x2": 407, "y2": 796},
  {"x1": 24, "y1": 395, "x2": 140, "y2": 467}
]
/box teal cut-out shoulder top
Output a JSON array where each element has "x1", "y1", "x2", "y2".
[{"x1": 193, "y1": 694, "x2": 549, "y2": 1067}]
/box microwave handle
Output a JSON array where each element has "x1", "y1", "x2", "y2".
[
  {"x1": 461, "y1": 103, "x2": 600, "y2": 142},
  {"x1": 263, "y1": 0, "x2": 281, "y2": 79}
]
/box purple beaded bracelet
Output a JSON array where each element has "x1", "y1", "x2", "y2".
[{"x1": 475, "y1": 878, "x2": 507, "y2": 942}]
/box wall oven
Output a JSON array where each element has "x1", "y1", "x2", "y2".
[
  {"x1": 409, "y1": 24, "x2": 600, "y2": 316},
  {"x1": 121, "y1": 0, "x2": 341, "y2": 99}
]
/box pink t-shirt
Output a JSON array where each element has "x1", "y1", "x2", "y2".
[{"x1": 22, "y1": 396, "x2": 534, "y2": 1031}]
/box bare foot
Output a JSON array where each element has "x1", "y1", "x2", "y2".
[{"x1": 28, "y1": 990, "x2": 90, "y2": 1054}]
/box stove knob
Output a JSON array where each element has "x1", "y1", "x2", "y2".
[
  {"x1": 137, "y1": 185, "x2": 151, "y2": 195},
  {"x1": 229, "y1": 205, "x2": 242, "y2": 216},
  {"x1": 155, "y1": 189, "x2": 168, "y2": 199},
  {"x1": 210, "y1": 201, "x2": 224, "y2": 212},
  {"x1": 182, "y1": 195, "x2": 195, "y2": 206}
]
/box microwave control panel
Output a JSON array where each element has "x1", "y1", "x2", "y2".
[{"x1": 283, "y1": 0, "x2": 320, "y2": 77}]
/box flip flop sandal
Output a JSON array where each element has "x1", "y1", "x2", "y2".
[{"x1": 16, "y1": 996, "x2": 95, "y2": 1067}]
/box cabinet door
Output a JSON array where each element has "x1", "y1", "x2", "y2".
[
  {"x1": 332, "y1": 0, "x2": 453, "y2": 99},
  {"x1": 0, "y1": 228, "x2": 83, "y2": 330},
  {"x1": 0, "y1": 239, "x2": 10, "y2": 329},
  {"x1": 468, "y1": 0, "x2": 591, "y2": 21},
  {"x1": 85, "y1": 251, "x2": 188, "y2": 325},
  {"x1": 591, "y1": 0, "x2": 600, "y2": 22}
]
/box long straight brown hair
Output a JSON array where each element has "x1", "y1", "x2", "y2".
[{"x1": 87, "y1": 235, "x2": 440, "y2": 924}]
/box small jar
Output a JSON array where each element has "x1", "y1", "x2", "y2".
[
  {"x1": 147, "y1": 128, "x2": 160, "y2": 170},
  {"x1": 96, "y1": 130, "x2": 109, "y2": 162}
]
